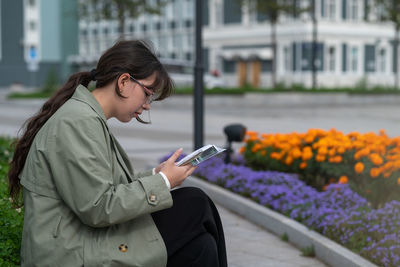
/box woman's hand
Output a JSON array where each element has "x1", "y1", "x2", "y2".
[{"x1": 157, "y1": 148, "x2": 197, "y2": 188}]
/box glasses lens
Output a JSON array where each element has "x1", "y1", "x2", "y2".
[{"x1": 136, "y1": 110, "x2": 152, "y2": 124}]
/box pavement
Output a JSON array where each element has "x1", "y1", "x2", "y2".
[{"x1": 4, "y1": 88, "x2": 399, "y2": 266}]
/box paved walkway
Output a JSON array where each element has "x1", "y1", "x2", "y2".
[{"x1": 217, "y1": 204, "x2": 326, "y2": 266}]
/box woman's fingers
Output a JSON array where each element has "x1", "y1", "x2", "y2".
[{"x1": 167, "y1": 148, "x2": 182, "y2": 163}]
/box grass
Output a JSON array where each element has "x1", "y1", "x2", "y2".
[
  {"x1": 280, "y1": 232, "x2": 289, "y2": 242},
  {"x1": 8, "y1": 83, "x2": 400, "y2": 99},
  {"x1": 175, "y1": 85, "x2": 400, "y2": 95},
  {"x1": 7, "y1": 91, "x2": 53, "y2": 99},
  {"x1": 300, "y1": 245, "x2": 316, "y2": 257}
]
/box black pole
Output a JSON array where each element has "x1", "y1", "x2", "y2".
[
  {"x1": 311, "y1": 0, "x2": 317, "y2": 89},
  {"x1": 194, "y1": 0, "x2": 204, "y2": 150}
]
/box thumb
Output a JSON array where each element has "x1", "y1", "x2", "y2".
[{"x1": 168, "y1": 148, "x2": 183, "y2": 162}]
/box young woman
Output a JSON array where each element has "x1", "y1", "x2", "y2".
[{"x1": 8, "y1": 40, "x2": 227, "y2": 267}]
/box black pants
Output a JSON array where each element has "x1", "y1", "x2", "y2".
[{"x1": 151, "y1": 187, "x2": 227, "y2": 267}]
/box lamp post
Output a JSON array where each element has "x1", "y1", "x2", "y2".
[
  {"x1": 223, "y1": 124, "x2": 247, "y2": 164},
  {"x1": 194, "y1": 0, "x2": 204, "y2": 150}
]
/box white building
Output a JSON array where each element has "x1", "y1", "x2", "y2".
[{"x1": 77, "y1": 0, "x2": 398, "y2": 88}]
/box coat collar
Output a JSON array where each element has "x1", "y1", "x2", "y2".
[{"x1": 71, "y1": 84, "x2": 107, "y2": 123}]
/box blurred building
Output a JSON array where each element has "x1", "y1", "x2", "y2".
[
  {"x1": 76, "y1": 0, "x2": 398, "y2": 88},
  {"x1": 0, "y1": 0, "x2": 78, "y2": 88}
]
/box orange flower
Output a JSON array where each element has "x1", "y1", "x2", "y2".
[
  {"x1": 337, "y1": 146, "x2": 346, "y2": 154},
  {"x1": 316, "y1": 155, "x2": 326, "y2": 162},
  {"x1": 370, "y1": 168, "x2": 380, "y2": 178},
  {"x1": 338, "y1": 176, "x2": 348, "y2": 184},
  {"x1": 318, "y1": 146, "x2": 328, "y2": 155},
  {"x1": 246, "y1": 131, "x2": 258, "y2": 136},
  {"x1": 304, "y1": 135, "x2": 315, "y2": 143},
  {"x1": 322, "y1": 184, "x2": 329, "y2": 191},
  {"x1": 291, "y1": 148, "x2": 302, "y2": 159},
  {"x1": 333, "y1": 155, "x2": 342, "y2": 163},
  {"x1": 270, "y1": 152, "x2": 281, "y2": 160},
  {"x1": 398, "y1": 178, "x2": 400, "y2": 185},
  {"x1": 285, "y1": 156, "x2": 293, "y2": 166},
  {"x1": 354, "y1": 162, "x2": 364, "y2": 174},
  {"x1": 251, "y1": 144, "x2": 262, "y2": 153},
  {"x1": 299, "y1": 162, "x2": 307, "y2": 169},
  {"x1": 369, "y1": 153, "x2": 383, "y2": 166},
  {"x1": 239, "y1": 147, "x2": 246, "y2": 154}
]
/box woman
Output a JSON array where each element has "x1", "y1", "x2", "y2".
[{"x1": 8, "y1": 40, "x2": 227, "y2": 267}]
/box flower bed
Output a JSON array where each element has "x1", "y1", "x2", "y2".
[
  {"x1": 242, "y1": 129, "x2": 400, "y2": 208},
  {"x1": 179, "y1": 154, "x2": 400, "y2": 267}
]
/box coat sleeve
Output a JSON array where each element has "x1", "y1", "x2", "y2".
[{"x1": 47, "y1": 116, "x2": 173, "y2": 228}]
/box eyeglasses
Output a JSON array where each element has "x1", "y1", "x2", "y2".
[
  {"x1": 129, "y1": 75, "x2": 154, "y2": 124},
  {"x1": 129, "y1": 75, "x2": 155, "y2": 105}
]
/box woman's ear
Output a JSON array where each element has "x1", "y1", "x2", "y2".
[{"x1": 117, "y1": 73, "x2": 131, "y2": 91}]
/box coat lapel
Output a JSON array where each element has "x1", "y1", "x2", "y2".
[
  {"x1": 71, "y1": 85, "x2": 135, "y2": 183},
  {"x1": 109, "y1": 133, "x2": 134, "y2": 183}
]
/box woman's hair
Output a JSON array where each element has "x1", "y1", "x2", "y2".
[{"x1": 8, "y1": 40, "x2": 174, "y2": 205}]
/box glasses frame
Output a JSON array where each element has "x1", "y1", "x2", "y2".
[
  {"x1": 129, "y1": 75, "x2": 154, "y2": 124},
  {"x1": 129, "y1": 75, "x2": 155, "y2": 105}
]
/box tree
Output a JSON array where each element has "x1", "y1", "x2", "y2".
[
  {"x1": 374, "y1": 0, "x2": 400, "y2": 89},
  {"x1": 237, "y1": 0, "x2": 309, "y2": 88},
  {"x1": 80, "y1": 0, "x2": 168, "y2": 39}
]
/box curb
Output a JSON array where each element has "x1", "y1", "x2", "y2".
[{"x1": 182, "y1": 176, "x2": 378, "y2": 267}]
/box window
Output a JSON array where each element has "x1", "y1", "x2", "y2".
[
  {"x1": 223, "y1": 59, "x2": 236, "y2": 73},
  {"x1": 284, "y1": 46, "x2": 290, "y2": 71},
  {"x1": 155, "y1": 22, "x2": 161, "y2": 30},
  {"x1": 185, "y1": 19, "x2": 191, "y2": 28},
  {"x1": 328, "y1": 0, "x2": 336, "y2": 20},
  {"x1": 169, "y1": 20, "x2": 176, "y2": 29},
  {"x1": 142, "y1": 24, "x2": 147, "y2": 32},
  {"x1": 301, "y1": 42, "x2": 324, "y2": 71},
  {"x1": 379, "y1": 48, "x2": 386, "y2": 72},
  {"x1": 129, "y1": 24, "x2": 134, "y2": 32},
  {"x1": 261, "y1": 60, "x2": 272, "y2": 72},
  {"x1": 185, "y1": 52, "x2": 192, "y2": 61},
  {"x1": 103, "y1": 28, "x2": 109, "y2": 35},
  {"x1": 28, "y1": 0, "x2": 36, "y2": 6},
  {"x1": 329, "y1": 46, "x2": 336, "y2": 71},
  {"x1": 223, "y1": 0, "x2": 242, "y2": 24},
  {"x1": 81, "y1": 29, "x2": 88, "y2": 37},
  {"x1": 364, "y1": 44, "x2": 376, "y2": 72},
  {"x1": 202, "y1": 0, "x2": 209, "y2": 26},
  {"x1": 29, "y1": 21, "x2": 36, "y2": 31},
  {"x1": 350, "y1": 0, "x2": 358, "y2": 20},
  {"x1": 351, "y1": 47, "x2": 358, "y2": 72}
]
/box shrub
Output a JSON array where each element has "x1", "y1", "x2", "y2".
[
  {"x1": 41, "y1": 68, "x2": 58, "y2": 94},
  {"x1": 0, "y1": 137, "x2": 23, "y2": 266}
]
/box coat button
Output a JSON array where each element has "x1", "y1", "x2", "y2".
[
  {"x1": 149, "y1": 194, "x2": 157, "y2": 202},
  {"x1": 119, "y1": 244, "x2": 128, "y2": 252}
]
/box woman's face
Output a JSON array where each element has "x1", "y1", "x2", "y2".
[{"x1": 115, "y1": 73, "x2": 156, "y2": 123}]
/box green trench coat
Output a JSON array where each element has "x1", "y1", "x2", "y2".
[{"x1": 19, "y1": 85, "x2": 173, "y2": 267}]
